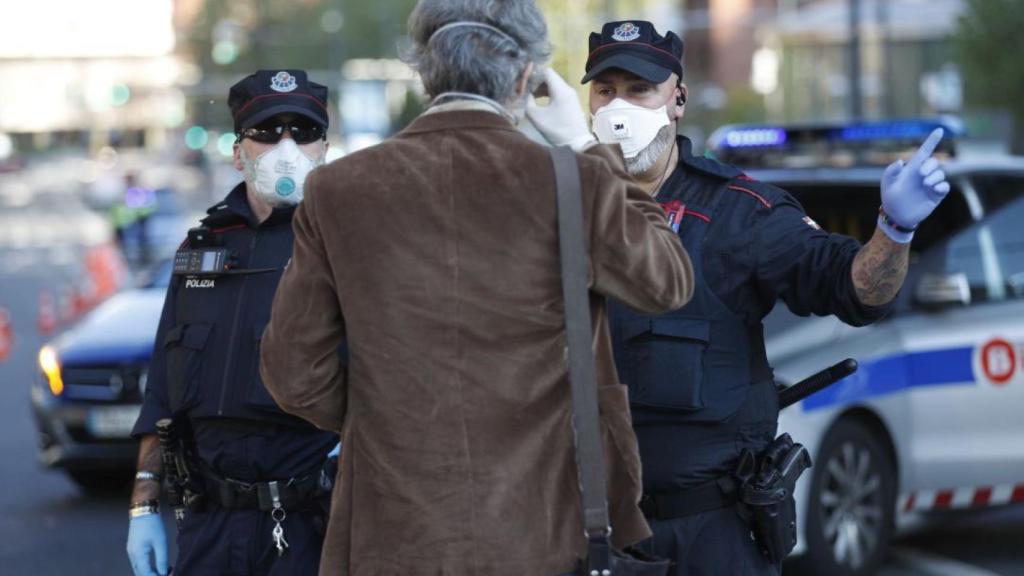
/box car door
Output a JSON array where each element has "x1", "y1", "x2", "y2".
[{"x1": 901, "y1": 183, "x2": 1024, "y2": 504}]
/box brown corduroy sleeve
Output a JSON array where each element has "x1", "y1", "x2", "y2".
[
  {"x1": 259, "y1": 170, "x2": 348, "y2": 432},
  {"x1": 582, "y1": 144, "x2": 695, "y2": 313}
]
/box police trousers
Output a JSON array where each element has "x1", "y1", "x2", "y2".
[
  {"x1": 175, "y1": 505, "x2": 324, "y2": 575},
  {"x1": 637, "y1": 507, "x2": 780, "y2": 576}
]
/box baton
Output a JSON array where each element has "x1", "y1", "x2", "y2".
[{"x1": 778, "y1": 358, "x2": 858, "y2": 410}]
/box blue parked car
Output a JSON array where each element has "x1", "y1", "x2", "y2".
[{"x1": 31, "y1": 261, "x2": 171, "y2": 492}]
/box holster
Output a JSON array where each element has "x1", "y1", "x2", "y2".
[
  {"x1": 156, "y1": 416, "x2": 206, "y2": 518},
  {"x1": 737, "y1": 433, "x2": 812, "y2": 564}
]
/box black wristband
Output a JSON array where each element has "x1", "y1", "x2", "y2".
[{"x1": 878, "y1": 207, "x2": 917, "y2": 233}]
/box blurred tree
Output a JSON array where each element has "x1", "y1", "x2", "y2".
[
  {"x1": 393, "y1": 88, "x2": 426, "y2": 133},
  {"x1": 719, "y1": 86, "x2": 766, "y2": 126},
  {"x1": 180, "y1": 0, "x2": 418, "y2": 130},
  {"x1": 179, "y1": 0, "x2": 671, "y2": 133},
  {"x1": 954, "y1": 0, "x2": 1024, "y2": 154}
]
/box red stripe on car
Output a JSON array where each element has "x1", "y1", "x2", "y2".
[{"x1": 971, "y1": 487, "x2": 993, "y2": 507}]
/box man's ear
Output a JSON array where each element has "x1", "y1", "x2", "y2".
[
  {"x1": 516, "y1": 61, "x2": 535, "y2": 98},
  {"x1": 671, "y1": 83, "x2": 688, "y2": 120},
  {"x1": 232, "y1": 142, "x2": 244, "y2": 172}
]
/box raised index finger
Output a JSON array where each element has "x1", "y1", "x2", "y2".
[{"x1": 909, "y1": 127, "x2": 944, "y2": 168}]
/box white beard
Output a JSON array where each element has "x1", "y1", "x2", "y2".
[{"x1": 625, "y1": 124, "x2": 676, "y2": 176}]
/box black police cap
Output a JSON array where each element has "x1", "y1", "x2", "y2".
[
  {"x1": 228, "y1": 70, "x2": 329, "y2": 133},
  {"x1": 581, "y1": 21, "x2": 684, "y2": 85}
]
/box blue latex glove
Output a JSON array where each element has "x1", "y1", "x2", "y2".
[
  {"x1": 328, "y1": 441, "x2": 341, "y2": 458},
  {"x1": 127, "y1": 513, "x2": 168, "y2": 576},
  {"x1": 878, "y1": 127, "x2": 951, "y2": 243}
]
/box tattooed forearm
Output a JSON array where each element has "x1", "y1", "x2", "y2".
[
  {"x1": 130, "y1": 434, "x2": 163, "y2": 503},
  {"x1": 851, "y1": 227, "x2": 911, "y2": 306}
]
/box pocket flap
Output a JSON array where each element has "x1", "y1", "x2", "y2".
[
  {"x1": 649, "y1": 318, "x2": 709, "y2": 342},
  {"x1": 165, "y1": 323, "x2": 212, "y2": 350},
  {"x1": 163, "y1": 325, "x2": 185, "y2": 347},
  {"x1": 183, "y1": 323, "x2": 212, "y2": 350},
  {"x1": 621, "y1": 318, "x2": 653, "y2": 341}
]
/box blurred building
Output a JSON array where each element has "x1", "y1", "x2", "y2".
[
  {"x1": 675, "y1": 0, "x2": 966, "y2": 138},
  {"x1": 679, "y1": 0, "x2": 779, "y2": 102},
  {"x1": 760, "y1": 0, "x2": 965, "y2": 122},
  {"x1": 0, "y1": 0, "x2": 188, "y2": 154}
]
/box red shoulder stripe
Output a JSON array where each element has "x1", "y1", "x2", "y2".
[
  {"x1": 727, "y1": 185, "x2": 772, "y2": 209},
  {"x1": 209, "y1": 224, "x2": 247, "y2": 233},
  {"x1": 683, "y1": 208, "x2": 710, "y2": 223}
]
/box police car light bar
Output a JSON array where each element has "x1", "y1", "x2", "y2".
[
  {"x1": 707, "y1": 118, "x2": 961, "y2": 168},
  {"x1": 839, "y1": 119, "x2": 963, "y2": 142},
  {"x1": 723, "y1": 127, "x2": 787, "y2": 148}
]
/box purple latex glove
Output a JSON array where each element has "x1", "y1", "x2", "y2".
[{"x1": 878, "y1": 127, "x2": 951, "y2": 243}]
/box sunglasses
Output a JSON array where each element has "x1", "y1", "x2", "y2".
[{"x1": 238, "y1": 120, "x2": 325, "y2": 145}]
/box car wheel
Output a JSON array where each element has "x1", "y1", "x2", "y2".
[
  {"x1": 799, "y1": 418, "x2": 896, "y2": 576},
  {"x1": 66, "y1": 468, "x2": 132, "y2": 495}
]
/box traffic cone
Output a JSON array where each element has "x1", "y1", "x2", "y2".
[
  {"x1": 38, "y1": 292, "x2": 57, "y2": 335},
  {"x1": 0, "y1": 309, "x2": 12, "y2": 362},
  {"x1": 70, "y1": 286, "x2": 88, "y2": 319}
]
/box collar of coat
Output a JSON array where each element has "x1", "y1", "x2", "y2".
[{"x1": 401, "y1": 109, "x2": 519, "y2": 136}]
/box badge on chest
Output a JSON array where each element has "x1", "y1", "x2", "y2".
[{"x1": 659, "y1": 200, "x2": 686, "y2": 233}]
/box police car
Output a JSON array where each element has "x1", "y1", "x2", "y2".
[
  {"x1": 30, "y1": 261, "x2": 170, "y2": 493},
  {"x1": 709, "y1": 120, "x2": 1024, "y2": 576}
]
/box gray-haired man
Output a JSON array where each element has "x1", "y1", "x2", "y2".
[{"x1": 258, "y1": 1, "x2": 695, "y2": 574}]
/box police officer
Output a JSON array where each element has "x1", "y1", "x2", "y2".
[
  {"x1": 529, "y1": 21, "x2": 951, "y2": 575},
  {"x1": 126, "y1": 70, "x2": 339, "y2": 576}
]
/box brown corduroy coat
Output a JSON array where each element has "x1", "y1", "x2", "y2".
[{"x1": 260, "y1": 109, "x2": 694, "y2": 575}]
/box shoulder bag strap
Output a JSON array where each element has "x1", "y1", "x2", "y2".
[{"x1": 550, "y1": 146, "x2": 613, "y2": 543}]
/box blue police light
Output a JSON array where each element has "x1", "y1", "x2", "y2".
[
  {"x1": 838, "y1": 120, "x2": 956, "y2": 142},
  {"x1": 722, "y1": 127, "x2": 788, "y2": 148},
  {"x1": 708, "y1": 117, "x2": 961, "y2": 168}
]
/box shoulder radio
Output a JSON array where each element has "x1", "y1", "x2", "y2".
[{"x1": 172, "y1": 227, "x2": 275, "y2": 278}]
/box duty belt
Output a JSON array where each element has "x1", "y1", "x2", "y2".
[
  {"x1": 639, "y1": 476, "x2": 740, "y2": 519},
  {"x1": 200, "y1": 469, "x2": 320, "y2": 511}
]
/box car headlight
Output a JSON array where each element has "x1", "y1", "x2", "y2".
[{"x1": 38, "y1": 346, "x2": 64, "y2": 396}]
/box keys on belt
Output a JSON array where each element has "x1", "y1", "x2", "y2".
[{"x1": 200, "y1": 470, "x2": 320, "y2": 558}]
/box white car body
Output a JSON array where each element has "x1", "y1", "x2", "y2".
[{"x1": 750, "y1": 156, "x2": 1024, "y2": 573}]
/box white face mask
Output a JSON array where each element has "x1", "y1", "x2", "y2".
[
  {"x1": 591, "y1": 98, "x2": 671, "y2": 159},
  {"x1": 241, "y1": 138, "x2": 323, "y2": 207}
]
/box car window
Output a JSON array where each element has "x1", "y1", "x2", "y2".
[
  {"x1": 782, "y1": 184, "x2": 878, "y2": 243},
  {"x1": 930, "y1": 194, "x2": 1024, "y2": 303},
  {"x1": 970, "y1": 173, "x2": 1024, "y2": 216},
  {"x1": 781, "y1": 182, "x2": 972, "y2": 255}
]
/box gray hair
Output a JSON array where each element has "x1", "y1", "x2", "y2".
[{"x1": 405, "y1": 0, "x2": 551, "y2": 105}]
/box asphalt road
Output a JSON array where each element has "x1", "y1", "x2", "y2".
[
  {"x1": 0, "y1": 205, "x2": 1021, "y2": 575},
  {"x1": 0, "y1": 219, "x2": 178, "y2": 575}
]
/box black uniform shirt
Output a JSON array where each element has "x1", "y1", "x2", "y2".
[
  {"x1": 616, "y1": 137, "x2": 894, "y2": 491},
  {"x1": 663, "y1": 136, "x2": 892, "y2": 328},
  {"x1": 132, "y1": 183, "x2": 337, "y2": 481}
]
